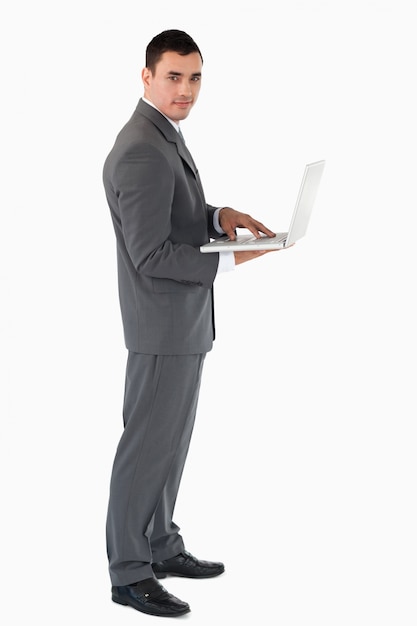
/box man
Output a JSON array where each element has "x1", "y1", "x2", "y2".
[{"x1": 103, "y1": 29, "x2": 288, "y2": 618}]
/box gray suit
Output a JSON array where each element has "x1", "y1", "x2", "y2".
[
  {"x1": 103, "y1": 99, "x2": 223, "y2": 586},
  {"x1": 103, "y1": 98, "x2": 220, "y2": 354}
]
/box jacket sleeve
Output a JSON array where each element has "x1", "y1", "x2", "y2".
[{"x1": 110, "y1": 142, "x2": 219, "y2": 289}]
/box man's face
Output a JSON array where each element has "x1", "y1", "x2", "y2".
[{"x1": 142, "y1": 51, "x2": 202, "y2": 123}]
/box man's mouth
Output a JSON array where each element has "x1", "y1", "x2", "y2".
[{"x1": 174, "y1": 101, "x2": 192, "y2": 108}]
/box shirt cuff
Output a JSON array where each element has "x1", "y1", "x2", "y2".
[
  {"x1": 213, "y1": 207, "x2": 225, "y2": 234},
  {"x1": 213, "y1": 208, "x2": 235, "y2": 272},
  {"x1": 217, "y1": 251, "x2": 235, "y2": 273}
]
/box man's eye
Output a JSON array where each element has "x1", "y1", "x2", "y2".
[{"x1": 191, "y1": 76, "x2": 201, "y2": 82}]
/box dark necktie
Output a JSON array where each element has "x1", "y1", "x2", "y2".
[{"x1": 177, "y1": 128, "x2": 202, "y2": 189}]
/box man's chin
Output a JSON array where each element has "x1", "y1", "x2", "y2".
[{"x1": 173, "y1": 104, "x2": 193, "y2": 118}]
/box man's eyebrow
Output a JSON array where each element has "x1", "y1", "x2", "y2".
[{"x1": 167, "y1": 71, "x2": 202, "y2": 77}]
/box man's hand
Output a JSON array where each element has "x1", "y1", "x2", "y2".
[
  {"x1": 233, "y1": 249, "x2": 277, "y2": 265},
  {"x1": 218, "y1": 207, "x2": 276, "y2": 240},
  {"x1": 218, "y1": 206, "x2": 289, "y2": 265}
]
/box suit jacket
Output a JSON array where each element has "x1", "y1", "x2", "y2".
[{"x1": 103, "y1": 98, "x2": 221, "y2": 355}]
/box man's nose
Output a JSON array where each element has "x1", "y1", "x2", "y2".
[{"x1": 179, "y1": 80, "x2": 192, "y2": 96}]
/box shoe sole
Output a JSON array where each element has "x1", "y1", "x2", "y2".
[
  {"x1": 153, "y1": 568, "x2": 225, "y2": 580},
  {"x1": 112, "y1": 595, "x2": 190, "y2": 617}
]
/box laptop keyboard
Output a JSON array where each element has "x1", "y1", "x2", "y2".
[{"x1": 246, "y1": 233, "x2": 287, "y2": 244}]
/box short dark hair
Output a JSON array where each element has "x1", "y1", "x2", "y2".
[{"x1": 145, "y1": 29, "x2": 203, "y2": 74}]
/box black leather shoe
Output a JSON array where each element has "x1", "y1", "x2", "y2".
[
  {"x1": 112, "y1": 577, "x2": 190, "y2": 617},
  {"x1": 152, "y1": 550, "x2": 225, "y2": 579}
]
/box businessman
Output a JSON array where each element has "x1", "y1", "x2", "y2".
[{"x1": 103, "y1": 29, "x2": 289, "y2": 618}]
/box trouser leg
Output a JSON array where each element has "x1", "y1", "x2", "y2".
[
  {"x1": 106, "y1": 352, "x2": 205, "y2": 586},
  {"x1": 149, "y1": 353, "x2": 205, "y2": 562}
]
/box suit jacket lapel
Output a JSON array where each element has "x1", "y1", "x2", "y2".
[{"x1": 175, "y1": 134, "x2": 199, "y2": 176}]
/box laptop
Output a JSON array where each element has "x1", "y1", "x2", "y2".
[{"x1": 200, "y1": 160, "x2": 325, "y2": 253}]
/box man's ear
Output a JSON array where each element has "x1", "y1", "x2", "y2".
[{"x1": 142, "y1": 67, "x2": 151, "y2": 88}]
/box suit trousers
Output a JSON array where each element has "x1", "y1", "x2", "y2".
[{"x1": 106, "y1": 351, "x2": 206, "y2": 586}]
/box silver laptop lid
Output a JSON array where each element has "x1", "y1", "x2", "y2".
[{"x1": 285, "y1": 160, "x2": 326, "y2": 246}]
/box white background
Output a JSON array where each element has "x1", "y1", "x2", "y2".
[{"x1": 2, "y1": 0, "x2": 417, "y2": 624}]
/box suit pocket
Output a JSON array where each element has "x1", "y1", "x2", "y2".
[{"x1": 152, "y1": 278, "x2": 202, "y2": 293}]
